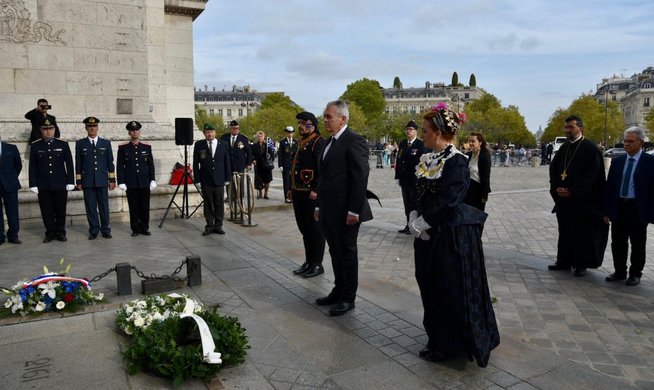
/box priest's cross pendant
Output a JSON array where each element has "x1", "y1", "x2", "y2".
[{"x1": 560, "y1": 171, "x2": 567, "y2": 180}]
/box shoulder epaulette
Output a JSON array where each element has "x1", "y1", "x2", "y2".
[{"x1": 31, "y1": 139, "x2": 43, "y2": 144}]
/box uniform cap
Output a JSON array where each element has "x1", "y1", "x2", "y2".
[
  {"x1": 126, "y1": 121, "x2": 142, "y2": 131},
  {"x1": 40, "y1": 119, "x2": 54, "y2": 129},
  {"x1": 229, "y1": 120, "x2": 239, "y2": 127},
  {"x1": 406, "y1": 120, "x2": 418, "y2": 130},
  {"x1": 203, "y1": 123, "x2": 216, "y2": 131},
  {"x1": 83, "y1": 116, "x2": 100, "y2": 125},
  {"x1": 284, "y1": 126, "x2": 294, "y2": 133}
]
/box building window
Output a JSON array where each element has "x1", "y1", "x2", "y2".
[
  {"x1": 612, "y1": 95, "x2": 616, "y2": 101},
  {"x1": 411, "y1": 106, "x2": 416, "y2": 113},
  {"x1": 218, "y1": 109, "x2": 223, "y2": 116},
  {"x1": 385, "y1": 107, "x2": 390, "y2": 113},
  {"x1": 393, "y1": 106, "x2": 398, "y2": 113},
  {"x1": 645, "y1": 97, "x2": 650, "y2": 107},
  {"x1": 644, "y1": 83, "x2": 652, "y2": 89},
  {"x1": 238, "y1": 109, "x2": 243, "y2": 116},
  {"x1": 208, "y1": 97, "x2": 214, "y2": 101},
  {"x1": 209, "y1": 109, "x2": 214, "y2": 115},
  {"x1": 247, "y1": 109, "x2": 252, "y2": 115},
  {"x1": 420, "y1": 105, "x2": 425, "y2": 112},
  {"x1": 403, "y1": 106, "x2": 408, "y2": 113},
  {"x1": 464, "y1": 93, "x2": 470, "y2": 99},
  {"x1": 227, "y1": 109, "x2": 232, "y2": 117}
]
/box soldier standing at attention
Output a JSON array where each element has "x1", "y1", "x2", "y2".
[
  {"x1": 76, "y1": 117, "x2": 116, "y2": 240},
  {"x1": 278, "y1": 126, "x2": 297, "y2": 203},
  {"x1": 117, "y1": 121, "x2": 156, "y2": 237}
]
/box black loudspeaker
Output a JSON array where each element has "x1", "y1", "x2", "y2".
[{"x1": 175, "y1": 118, "x2": 194, "y2": 145}]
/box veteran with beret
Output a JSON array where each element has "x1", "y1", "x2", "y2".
[
  {"x1": 75, "y1": 116, "x2": 116, "y2": 239},
  {"x1": 117, "y1": 121, "x2": 156, "y2": 237},
  {"x1": 29, "y1": 119, "x2": 75, "y2": 242}
]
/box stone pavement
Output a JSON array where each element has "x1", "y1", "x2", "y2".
[{"x1": 0, "y1": 164, "x2": 652, "y2": 389}]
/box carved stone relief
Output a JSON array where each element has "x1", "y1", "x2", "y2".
[{"x1": 0, "y1": 0, "x2": 66, "y2": 45}]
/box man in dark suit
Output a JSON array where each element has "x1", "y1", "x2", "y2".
[
  {"x1": 25, "y1": 98, "x2": 60, "y2": 143},
  {"x1": 0, "y1": 139, "x2": 22, "y2": 244},
  {"x1": 220, "y1": 120, "x2": 252, "y2": 201},
  {"x1": 29, "y1": 119, "x2": 75, "y2": 242},
  {"x1": 278, "y1": 126, "x2": 297, "y2": 203},
  {"x1": 117, "y1": 121, "x2": 156, "y2": 237},
  {"x1": 394, "y1": 120, "x2": 427, "y2": 234},
  {"x1": 194, "y1": 123, "x2": 231, "y2": 235},
  {"x1": 75, "y1": 117, "x2": 116, "y2": 239},
  {"x1": 314, "y1": 100, "x2": 372, "y2": 316},
  {"x1": 603, "y1": 126, "x2": 654, "y2": 286}
]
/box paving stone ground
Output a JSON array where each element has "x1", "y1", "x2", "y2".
[{"x1": 0, "y1": 161, "x2": 652, "y2": 389}]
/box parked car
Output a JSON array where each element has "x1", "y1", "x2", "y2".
[
  {"x1": 603, "y1": 147, "x2": 627, "y2": 158},
  {"x1": 551, "y1": 137, "x2": 567, "y2": 159}
]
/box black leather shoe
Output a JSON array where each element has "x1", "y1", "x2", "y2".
[
  {"x1": 88, "y1": 234, "x2": 97, "y2": 240},
  {"x1": 422, "y1": 349, "x2": 450, "y2": 362},
  {"x1": 202, "y1": 229, "x2": 212, "y2": 236},
  {"x1": 573, "y1": 267, "x2": 587, "y2": 277},
  {"x1": 141, "y1": 231, "x2": 151, "y2": 236},
  {"x1": 8, "y1": 238, "x2": 21, "y2": 244},
  {"x1": 315, "y1": 295, "x2": 339, "y2": 306},
  {"x1": 102, "y1": 233, "x2": 112, "y2": 239},
  {"x1": 398, "y1": 226, "x2": 409, "y2": 234},
  {"x1": 625, "y1": 276, "x2": 640, "y2": 286},
  {"x1": 303, "y1": 264, "x2": 324, "y2": 278},
  {"x1": 329, "y1": 302, "x2": 355, "y2": 316},
  {"x1": 548, "y1": 264, "x2": 571, "y2": 271},
  {"x1": 131, "y1": 232, "x2": 139, "y2": 237},
  {"x1": 605, "y1": 273, "x2": 626, "y2": 282},
  {"x1": 214, "y1": 228, "x2": 225, "y2": 235},
  {"x1": 293, "y1": 263, "x2": 310, "y2": 275},
  {"x1": 419, "y1": 347, "x2": 432, "y2": 357},
  {"x1": 43, "y1": 237, "x2": 54, "y2": 243},
  {"x1": 56, "y1": 236, "x2": 67, "y2": 242}
]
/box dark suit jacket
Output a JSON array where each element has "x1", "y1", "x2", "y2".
[
  {"x1": 220, "y1": 133, "x2": 252, "y2": 172},
  {"x1": 604, "y1": 152, "x2": 654, "y2": 225},
  {"x1": 395, "y1": 138, "x2": 427, "y2": 187},
  {"x1": 466, "y1": 149, "x2": 492, "y2": 199},
  {"x1": 25, "y1": 110, "x2": 60, "y2": 143},
  {"x1": 193, "y1": 139, "x2": 231, "y2": 187},
  {"x1": 29, "y1": 139, "x2": 74, "y2": 190},
  {"x1": 75, "y1": 137, "x2": 115, "y2": 187},
  {"x1": 0, "y1": 142, "x2": 22, "y2": 193},
  {"x1": 117, "y1": 142, "x2": 155, "y2": 189},
  {"x1": 317, "y1": 127, "x2": 372, "y2": 224},
  {"x1": 278, "y1": 137, "x2": 297, "y2": 168}
]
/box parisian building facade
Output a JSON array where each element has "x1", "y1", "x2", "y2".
[
  {"x1": 594, "y1": 67, "x2": 654, "y2": 129},
  {"x1": 381, "y1": 81, "x2": 484, "y2": 114},
  {"x1": 194, "y1": 85, "x2": 284, "y2": 125}
]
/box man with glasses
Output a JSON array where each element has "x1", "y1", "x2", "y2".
[
  {"x1": 76, "y1": 117, "x2": 116, "y2": 240},
  {"x1": 25, "y1": 98, "x2": 60, "y2": 143},
  {"x1": 289, "y1": 112, "x2": 326, "y2": 278},
  {"x1": 548, "y1": 115, "x2": 607, "y2": 277},
  {"x1": 278, "y1": 125, "x2": 297, "y2": 203}
]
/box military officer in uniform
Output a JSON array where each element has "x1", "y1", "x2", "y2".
[
  {"x1": 117, "y1": 121, "x2": 156, "y2": 237},
  {"x1": 395, "y1": 120, "x2": 427, "y2": 234},
  {"x1": 278, "y1": 126, "x2": 297, "y2": 203},
  {"x1": 76, "y1": 117, "x2": 116, "y2": 239},
  {"x1": 220, "y1": 120, "x2": 252, "y2": 201},
  {"x1": 289, "y1": 111, "x2": 326, "y2": 278},
  {"x1": 29, "y1": 119, "x2": 75, "y2": 242}
]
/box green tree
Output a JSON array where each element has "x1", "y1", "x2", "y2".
[
  {"x1": 259, "y1": 93, "x2": 301, "y2": 112},
  {"x1": 469, "y1": 73, "x2": 476, "y2": 87},
  {"x1": 392, "y1": 76, "x2": 403, "y2": 89},
  {"x1": 382, "y1": 111, "x2": 416, "y2": 142},
  {"x1": 241, "y1": 93, "x2": 304, "y2": 140},
  {"x1": 463, "y1": 93, "x2": 535, "y2": 146},
  {"x1": 645, "y1": 109, "x2": 654, "y2": 139},
  {"x1": 451, "y1": 72, "x2": 459, "y2": 87},
  {"x1": 195, "y1": 105, "x2": 225, "y2": 133},
  {"x1": 346, "y1": 102, "x2": 368, "y2": 136},
  {"x1": 340, "y1": 78, "x2": 386, "y2": 120}
]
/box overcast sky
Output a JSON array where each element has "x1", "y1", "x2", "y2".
[{"x1": 193, "y1": 0, "x2": 653, "y2": 133}]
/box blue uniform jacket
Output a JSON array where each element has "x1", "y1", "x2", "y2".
[
  {"x1": 193, "y1": 139, "x2": 232, "y2": 187},
  {"x1": 0, "y1": 142, "x2": 22, "y2": 192},
  {"x1": 29, "y1": 139, "x2": 74, "y2": 190},
  {"x1": 116, "y1": 142, "x2": 155, "y2": 189},
  {"x1": 75, "y1": 137, "x2": 115, "y2": 187}
]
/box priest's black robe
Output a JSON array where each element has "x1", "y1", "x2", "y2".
[{"x1": 549, "y1": 137, "x2": 608, "y2": 268}]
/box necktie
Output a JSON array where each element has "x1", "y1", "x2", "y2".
[
  {"x1": 211, "y1": 140, "x2": 215, "y2": 157},
  {"x1": 231, "y1": 136, "x2": 236, "y2": 147},
  {"x1": 92, "y1": 139, "x2": 96, "y2": 150},
  {"x1": 621, "y1": 157, "x2": 635, "y2": 197},
  {"x1": 323, "y1": 137, "x2": 336, "y2": 159}
]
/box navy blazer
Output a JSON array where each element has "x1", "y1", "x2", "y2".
[
  {"x1": 604, "y1": 152, "x2": 654, "y2": 225},
  {"x1": 220, "y1": 133, "x2": 253, "y2": 172},
  {"x1": 193, "y1": 139, "x2": 232, "y2": 187},
  {"x1": 29, "y1": 138, "x2": 74, "y2": 190},
  {"x1": 278, "y1": 137, "x2": 297, "y2": 168},
  {"x1": 395, "y1": 138, "x2": 427, "y2": 187},
  {"x1": 0, "y1": 142, "x2": 22, "y2": 193},
  {"x1": 75, "y1": 137, "x2": 115, "y2": 187},
  {"x1": 116, "y1": 142, "x2": 155, "y2": 189},
  {"x1": 317, "y1": 127, "x2": 372, "y2": 224}
]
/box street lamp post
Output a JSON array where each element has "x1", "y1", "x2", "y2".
[{"x1": 604, "y1": 86, "x2": 609, "y2": 148}]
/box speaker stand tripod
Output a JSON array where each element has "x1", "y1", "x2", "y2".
[{"x1": 159, "y1": 144, "x2": 203, "y2": 228}]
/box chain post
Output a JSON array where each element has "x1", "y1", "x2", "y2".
[
  {"x1": 186, "y1": 256, "x2": 202, "y2": 286},
  {"x1": 116, "y1": 263, "x2": 132, "y2": 295}
]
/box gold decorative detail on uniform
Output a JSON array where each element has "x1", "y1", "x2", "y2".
[
  {"x1": 108, "y1": 172, "x2": 116, "y2": 178},
  {"x1": 561, "y1": 137, "x2": 583, "y2": 181}
]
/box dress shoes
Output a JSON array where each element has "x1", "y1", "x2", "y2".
[
  {"x1": 56, "y1": 236, "x2": 67, "y2": 242},
  {"x1": 625, "y1": 276, "x2": 640, "y2": 286},
  {"x1": 329, "y1": 302, "x2": 355, "y2": 316},
  {"x1": 131, "y1": 232, "x2": 139, "y2": 237},
  {"x1": 8, "y1": 238, "x2": 22, "y2": 244},
  {"x1": 315, "y1": 295, "x2": 339, "y2": 306},
  {"x1": 214, "y1": 228, "x2": 225, "y2": 235},
  {"x1": 293, "y1": 263, "x2": 309, "y2": 275},
  {"x1": 421, "y1": 349, "x2": 450, "y2": 362},
  {"x1": 102, "y1": 233, "x2": 112, "y2": 239},
  {"x1": 548, "y1": 264, "x2": 571, "y2": 271},
  {"x1": 605, "y1": 273, "x2": 626, "y2": 282},
  {"x1": 573, "y1": 267, "x2": 587, "y2": 277},
  {"x1": 398, "y1": 226, "x2": 410, "y2": 234},
  {"x1": 303, "y1": 264, "x2": 324, "y2": 278},
  {"x1": 88, "y1": 234, "x2": 98, "y2": 240},
  {"x1": 43, "y1": 237, "x2": 54, "y2": 243},
  {"x1": 202, "y1": 229, "x2": 212, "y2": 236},
  {"x1": 141, "y1": 231, "x2": 151, "y2": 236}
]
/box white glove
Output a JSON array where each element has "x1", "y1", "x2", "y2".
[
  {"x1": 66, "y1": 184, "x2": 75, "y2": 191},
  {"x1": 395, "y1": 179, "x2": 400, "y2": 186},
  {"x1": 224, "y1": 182, "x2": 230, "y2": 186},
  {"x1": 409, "y1": 216, "x2": 431, "y2": 239},
  {"x1": 408, "y1": 210, "x2": 418, "y2": 225},
  {"x1": 118, "y1": 184, "x2": 127, "y2": 191},
  {"x1": 196, "y1": 183, "x2": 201, "y2": 191},
  {"x1": 279, "y1": 167, "x2": 283, "y2": 171},
  {"x1": 30, "y1": 187, "x2": 39, "y2": 194},
  {"x1": 149, "y1": 180, "x2": 157, "y2": 190}
]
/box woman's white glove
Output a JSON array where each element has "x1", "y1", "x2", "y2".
[
  {"x1": 118, "y1": 184, "x2": 128, "y2": 191},
  {"x1": 149, "y1": 180, "x2": 157, "y2": 190},
  {"x1": 409, "y1": 215, "x2": 431, "y2": 240},
  {"x1": 30, "y1": 187, "x2": 39, "y2": 194},
  {"x1": 408, "y1": 210, "x2": 418, "y2": 224},
  {"x1": 66, "y1": 184, "x2": 75, "y2": 191}
]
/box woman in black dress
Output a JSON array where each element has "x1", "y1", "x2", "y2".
[
  {"x1": 251, "y1": 131, "x2": 274, "y2": 199},
  {"x1": 409, "y1": 103, "x2": 499, "y2": 367},
  {"x1": 464, "y1": 132, "x2": 491, "y2": 211}
]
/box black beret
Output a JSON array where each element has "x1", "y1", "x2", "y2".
[
  {"x1": 229, "y1": 120, "x2": 239, "y2": 127},
  {"x1": 295, "y1": 111, "x2": 319, "y2": 131},
  {"x1": 126, "y1": 121, "x2": 142, "y2": 131},
  {"x1": 406, "y1": 120, "x2": 418, "y2": 130},
  {"x1": 83, "y1": 116, "x2": 100, "y2": 125}
]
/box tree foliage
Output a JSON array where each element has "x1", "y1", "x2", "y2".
[
  {"x1": 195, "y1": 105, "x2": 225, "y2": 133},
  {"x1": 541, "y1": 95, "x2": 624, "y2": 146},
  {"x1": 393, "y1": 76, "x2": 403, "y2": 89},
  {"x1": 259, "y1": 93, "x2": 300, "y2": 112},
  {"x1": 469, "y1": 73, "x2": 477, "y2": 87},
  {"x1": 240, "y1": 94, "x2": 303, "y2": 140},
  {"x1": 382, "y1": 111, "x2": 417, "y2": 142},
  {"x1": 645, "y1": 109, "x2": 654, "y2": 139},
  {"x1": 340, "y1": 78, "x2": 386, "y2": 120},
  {"x1": 451, "y1": 72, "x2": 459, "y2": 87},
  {"x1": 463, "y1": 94, "x2": 536, "y2": 147}
]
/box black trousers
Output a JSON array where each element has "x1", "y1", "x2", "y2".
[
  {"x1": 611, "y1": 201, "x2": 647, "y2": 277},
  {"x1": 38, "y1": 190, "x2": 68, "y2": 239},
  {"x1": 292, "y1": 191, "x2": 325, "y2": 265},
  {"x1": 202, "y1": 184, "x2": 224, "y2": 230},
  {"x1": 126, "y1": 187, "x2": 151, "y2": 233},
  {"x1": 282, "y1": 168, "x2": 291, "y2": 198},
  {"x1": 0, "y1": 189, "x2": 19, "y2": 241},
  {"x1": 400, "y1": 185, "x2": 415, "y2": 224},
  {"x1": 321, "y1": 221, "x2": 360, "y2": 303}
]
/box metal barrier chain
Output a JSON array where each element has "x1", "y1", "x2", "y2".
[
  {"x1": 130, "y1": 259, "x2": 189, "y2": 281},
  {"x1": 89, "y1": 267, "x2": 117, "y2": 283}
]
